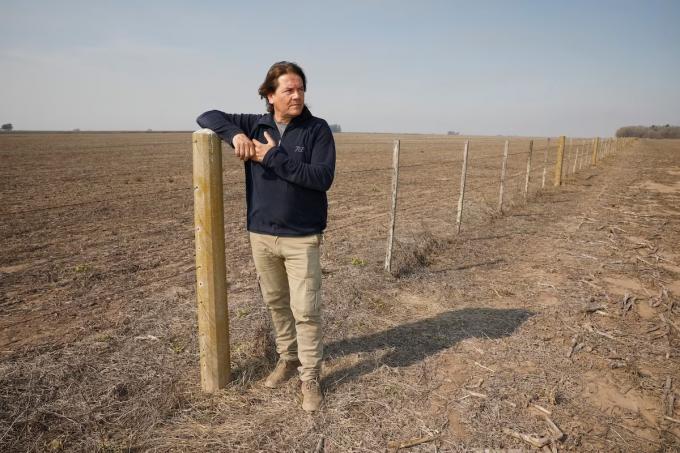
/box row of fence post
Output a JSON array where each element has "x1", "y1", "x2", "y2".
[
  {"x1": 384, "y1": 135, "x2": 629, "y2": 272},
  {"x1": 191, "y1": 129, "x2": 632, "y2": 391}
]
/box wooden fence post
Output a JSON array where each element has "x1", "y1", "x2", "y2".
[
  {"x1": 572, "y1": 142, "x2": 579, "y2": 175},
  {"x1": 541, "y1": 138, "x2": 550, "y2": 188},
  {"x1": 579, "y1": 140, "x2": 584, "y2": 171},
  {"x1": 456, "y1": 140, "x2": 469, "y2": 234},
  {"x1": 498, "y1": 140, "x2": 509, "y2": 213},
  {"x1": 591, "y1": 137, "x2": 599, "y2": 166},
  {"x1": 554, "y1": 135, "x2": 566, "y2": 186},
  {"x1": 524, "y1": 139, "x2": 533, "y2": 201},
  {"x1": 385, "y1": 139, "x2": 400, "y2": 273},
  {"x1": 192, "y1": 129, "x2": 230, "y2": 392}
]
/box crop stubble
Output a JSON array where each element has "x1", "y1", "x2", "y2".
[{"x1": 1, "y1": 132, "x2": 679, "y2": 451}]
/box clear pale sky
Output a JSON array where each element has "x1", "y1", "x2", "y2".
[{"x1": 1, "y1": 0, "x2": 679, "y2": 137}]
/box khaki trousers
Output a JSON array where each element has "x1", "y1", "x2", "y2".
[{"x1": 249, "y1": 232, "x2": 323, "y2": 381}]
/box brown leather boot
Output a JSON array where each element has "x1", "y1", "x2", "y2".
[
  {"x1": 264, "y1": 359, "x2": 300, "y2": 388},
  {"x1": 301, "y1": 379, "x2": 323, "y2": 412}
]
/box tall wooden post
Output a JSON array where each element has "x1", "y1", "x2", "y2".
[
  {"x1": 591, "y1": 137, "x2": 599, "y2": 166},
  {"x1": 524, "y1": 140, "x2": 533, "y2": 201},
  {"x1": 554, "y1": 135, "x2": 566, "y2": 186},
  {"x1": 498, "y1": 140, "x2": 509, "y2": 213},
  {"x1": 385, "y1": 139, "x2": 400, "y2": 273},
  {"x1": 541, "y1": 138, "x2": 550, "y2": 188},
  {"x1": 456, "y1": 140, "x2": 470, "y2": 234},
  {"x1": 192, "y1": 129, "x2": 230, "y2": 392}
]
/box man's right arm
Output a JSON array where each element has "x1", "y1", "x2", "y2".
[
  {"x1": 196, "y1": 110, "x2": 262, "y2": 146},
  {"x1": 196, "y1": 110, "x2": 263, "y2": 161}
]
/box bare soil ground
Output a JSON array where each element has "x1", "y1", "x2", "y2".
[{"x1": 1, "y1": 133, "x2": 679, "y2": 452}]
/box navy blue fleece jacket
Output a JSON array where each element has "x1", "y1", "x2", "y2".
[{"x1": 196, "y1": 107, "x2": 336, "y2": 236}]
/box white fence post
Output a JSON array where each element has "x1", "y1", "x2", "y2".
[
  {"x1": 385, "y1": 139, "x2": 401, "y2": 273},
  {"x1": 498, "y1": 140, "x2": 509, "y2": 213},
  {"x1": 456, "y1": 140, "x2": 470, "y2": 234},
  {"x1": 524, "y1": 140, "x2": 533, "y2": 201},
  {"x1": 541, "y1": 138, "x2": 550, "y2": 188}
]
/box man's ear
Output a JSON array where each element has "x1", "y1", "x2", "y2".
[{"x1": 267, "y1": 93, "x2": 274, "y2": 104}]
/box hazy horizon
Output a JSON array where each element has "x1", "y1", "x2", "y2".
[{"x1": 2, "y1": 0, "x2": 679, "y2": 137}]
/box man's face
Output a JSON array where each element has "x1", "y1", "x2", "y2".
[{"x1": 267, "y1": 73, "x2": 305, "y2": 122}]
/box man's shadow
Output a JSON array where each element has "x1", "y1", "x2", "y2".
[{"x1": 322, "y1": 307, "x2": 533, "y2": 388}]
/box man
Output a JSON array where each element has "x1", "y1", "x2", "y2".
[{"x1": 196, "y1": 61, "x2": 335, "y2": 412}]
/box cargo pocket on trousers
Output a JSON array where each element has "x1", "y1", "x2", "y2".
[{"x1": 303, "y1": 275, "x2": 322, "y2": 316}]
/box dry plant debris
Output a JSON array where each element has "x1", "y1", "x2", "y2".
[{"x1": 1, "y1": 134, "x2": 679, "y2": 451}]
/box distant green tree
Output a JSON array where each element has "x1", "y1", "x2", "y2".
[
  {"x1": 329, "y1": 124, "x2": 342, "y2": 133},
  {"x1": 1, "y1": 123, "x2": 13, "y2": 132}
]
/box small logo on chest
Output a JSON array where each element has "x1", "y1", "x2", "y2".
[{"x1": 294, "y1": 146, "x2": 305, "y2": 153}]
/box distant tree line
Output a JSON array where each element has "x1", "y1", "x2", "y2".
[
  {"x1": 1, "y1": 123, "x2": 13, "y2": 132},
  {"x1": 447, "y1": 131, "x2": 460, "y2": 136},
  {"x1": 616, "y1": 124, "x2": 680, "y2": 139},
  {"x1": 329, "y1": 124, "x2": 342, "y2": 133}
]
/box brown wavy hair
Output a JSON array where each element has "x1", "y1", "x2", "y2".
[{"x1": 258, "y1": 61, "x2": 307, "y2": 114}]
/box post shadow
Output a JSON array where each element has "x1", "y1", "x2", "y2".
[{"x1": 323, "y1": 307, "x2": 533, "y2": 388}]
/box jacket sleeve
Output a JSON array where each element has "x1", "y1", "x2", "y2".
[
  {"x1": 196, "y1": 110, "x2": 262, "y2": 146},
  {"x1": 261, "y1": 122, "x2": 336, "y2": 192}
]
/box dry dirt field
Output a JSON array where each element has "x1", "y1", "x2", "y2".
[{"x1": 1, "y1": 132, "x2": 679, "y2": 452}]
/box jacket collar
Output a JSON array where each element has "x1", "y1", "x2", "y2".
[{"x1": 257, "y1": 106, "x2": 312, "y2": 128}]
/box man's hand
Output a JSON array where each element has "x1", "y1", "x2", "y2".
[
  {"x1": 232, "y1": 133, "x2": 255, "y2": 161},
  {"x1": 252, "y1": 131, "x2": 276, "y2": 163}
]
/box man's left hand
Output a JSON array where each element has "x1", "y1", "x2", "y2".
[{"x1": 252, "y1": 131, "x2": 276, "y2": 163}]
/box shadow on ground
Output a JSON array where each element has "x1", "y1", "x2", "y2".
[{"x1": 323, "y1": 307, "x2": 533, "y2": 387}]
